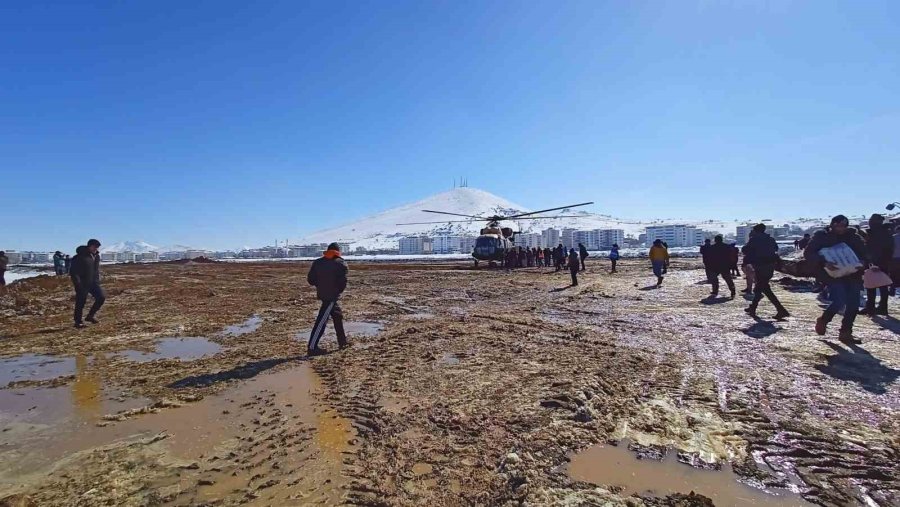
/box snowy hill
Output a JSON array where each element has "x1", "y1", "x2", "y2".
[
  {"x1": 300, "y1": 187, "x2": 823, "y2": 250},
  {"x1": 101, "y1": 241, "x2": 160, "y2": 253},
  {"x1": 101, "y1": 241, "x2": 196, "y2": 253}
]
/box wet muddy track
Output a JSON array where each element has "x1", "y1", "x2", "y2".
[{"x1": 1, "y1": 259, "x2": 898, "y2": 505}]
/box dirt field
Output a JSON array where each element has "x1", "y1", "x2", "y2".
[{"x1": 1, "y1": 259, "x2": 898, "y2": 506}]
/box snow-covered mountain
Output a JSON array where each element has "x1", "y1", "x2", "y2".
[
  {"x1": 100, "y1": 241, "x2": 160, "y2": 253},
  {"x1": 299, "y1": 187, "x2": 823, "y2": 250},
  {"x1": 101, "y1": 241, "x2": 196, "y2": 253}
]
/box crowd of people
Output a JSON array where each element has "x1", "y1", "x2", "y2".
[
  {"x1": 696, "y1": 214, "x2": 899, "y2": 345},
  {"x1": 3, "y1": 214, "x2": 897, "y2": 353}
]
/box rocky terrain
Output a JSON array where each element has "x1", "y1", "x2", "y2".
[{"x1": 1, "y1": 258, "x2": 898, "y2": 506}]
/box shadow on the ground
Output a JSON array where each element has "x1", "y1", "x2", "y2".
[
  {"x1": 638, "y1": 285, "x2": 659, "y2": 291},
  {"x1": 169, "y1": 356, "x2": 305, "y2": 389},
  {"x1": 871, "y1": 315, "x2": 900, "y2": 336},
  {"x1": 701, "y1": 296, "x2": 732, "y2": 305},
  {"x1": 815, "y1": 342, "x2": 900, "y2": 395},
  {"x1": 741, "y1": 320, "x2": 782, "y2": 338},
  {"x1": 778, "y1": 277, "x2": 818, "y2": 293},
  {"x1": 550, "y1": 285, "x2": 574, "y2": 293}
]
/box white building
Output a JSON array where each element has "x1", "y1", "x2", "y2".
[
  {"x1": 516, "y1": 232, "x2": 542, "y2": 249},
  {"x1": 4, "y1": 251, "x2": 23, "y2": 264},
  {"x1": 735, "y1": 225, "x2": 754, "y2": 245},
  {"x1": 399, "y1": 236, "x2": 433, "y2": 255},
  {"x1": 138, "y1": 252, "x2": 160, "y2": 262},
  {"x1": 433, "y1": 234, "x2": 461, "y2": 254},
  {"x1": 541, "y1": 228, "x2": 560, "y2": 248},
  {"x1": 561, "y1": 228, "x2": 577, "y2": 249},
  {"x1": 100, "y1": 252, "x2": 118, "y2": 262},
  {"x1": 597, "y1": 229, "x2": 625, "y2": 248},
  {"x1": 118, "y1": 252, "x2": 137, "y2": 262},
  {"x1": 573, "y1": 230, "x2": 599, "y2": 250},
  {"x1": 645, "y1": 225, "x2": 704, "y2": 247}
]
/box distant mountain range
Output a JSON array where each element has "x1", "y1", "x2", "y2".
[{"x1": 100, "y1": 241, "x2": 195, "y2": 254}]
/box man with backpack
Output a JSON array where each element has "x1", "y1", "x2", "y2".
[
  {"x1": 805, "y1": 215, "x2": 868, "y2": 344},
  {"x1": 743, "y1": 224, "x2": 789, "y2": 320},
  {"x1": 306, "y1": 242, "x2": 349, "y2": 356}
]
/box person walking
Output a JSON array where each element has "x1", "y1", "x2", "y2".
[
  {"x1": 649, "y1": 239, "x2": 669, "y2": 287},
  {"x1": 861, "y1": 214, "x2": 894, "y2": 316},
  {"x1": 64, "y1": 255, "x2": 72, "y2": 274},
  {"x1": 568, "y1": 248, "x2": 580, "y2": 286},
  {"x1": 805, "y1": 215, "x2": 867, "y2": 344},
  {"x1": 609, "y1": 244, "x2": 620, "y2": 273},
  {"x1": 53, "y1": 251, "x2": 65, "y2": 275},
  {"x1": 743, "y1": 224, "x2": 790, "y2": 320},
  {"x1": 729, "y1": 244, "x2": 741, "y2": 277},
  {"x1": 707, "y1": 235, "x2": 736, "y2": 298},
  {"x1": 741, "y1": 253, "x2": 755, "y2": 295},
  {"x1": 0, "y1": 251, "x2": 8, "y2": 286},
  {"x1": 798, "y1": 233, "x2": 811, "y2": 251},
  {"x1": 554, "y1": 244, "x2": 565, "y2": 272},
  {"x1": 661, "y1": 241, "x2": 670, "y2": 274},
  {"x1": 543, "y1": 247, "x2": 552, "y2": 267},
  {"x1": 578, "y1": 243, "x2": 589, "y2": 271},
  {"x1": 70, "y1": 239, "x2": 106, "y2": 328},
  {"x1": 892, "y1": 225, "x2": 900, "y2": 297},
  {"x1": 536, "y1": 248, "x2": 543, "y2": 268},
  {"x1": 306, "y1": 242, "x2": 349, "y2": 356},
  {"x1": 700, "y1": 238, "x2": 713, "y2": 284},
  {"x1": 525, "y1": 247, "x2": 534, "y2": 267}
]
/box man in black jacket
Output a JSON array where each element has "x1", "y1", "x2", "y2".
[
  {"x1": 861, "y1": 214, "x2": 894, "y2": 316},
  {"x1": 805, "y1": 215, "x2": 868, "y2": 344},
  {"x1": 70, "y1": 239, "x2": 105, "y2": 328},
  {"x1": 743, "y1": 224, "x2": 789, "y2": 320},
  {"x1": 306, "y1": 242, "x2": 349, "y2": 356},
  {"x1": 578, "y1": 243, "x2": 589, "y2": 271},
  {"x1": 700, "y1": 238, "x2": 713, "y2": 284},
  {"x1": 707, "y1": 235, "x2": 736, "y2": 298}
]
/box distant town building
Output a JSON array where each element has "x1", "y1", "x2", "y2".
[
  {"x1": 399, "y1": 236, "x2": 433, "y2": 255},
  {"x1": 541, "y1": 228, "x2": 560, "y2": 248},
  {"x1": 645, "y1": 225, "x2": 704, "y2": 247},
  {"x1": 735, "y1": 224, "x2": 754, "y2": 245},
  {"x1": 100, "y1": 252, "x2": 118, "y2": 262},
  {"x1": 118, "y1": 252, "x2": 137, "y2": 263},
  {"x1": 138, "y1": 252, "x2": 160, "y2": 262},
  {"x1": 433, "y1": 234, "x2": 462, "y2": 254},
  {"x1": 4, "y1": 251, "x2": 24, "y2": 264},
  {"x1": 597, "y1": 229, "x2": 625, "y2": 248},
  {"x1": 515, "y1": 232, "x2": 542, "y2": 249},
  {"x1": 561, "y1": 228, "x2": 577, "y2": 249}
]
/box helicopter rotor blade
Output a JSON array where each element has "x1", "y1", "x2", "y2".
[
  {"x1": 511, "y1": 215, "x2": 593, "y2": 220},
  {"x1": 421, "y1": 210, "x2": 487, "y2": 219},
  {"x1": 396, "y1": 219, "x2": 482, "y2": 225},
  {"x1": 500, "y1": 202, "x2": 593, "y2": 220}
]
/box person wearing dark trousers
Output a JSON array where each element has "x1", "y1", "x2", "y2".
[
  {"x1": 306, "y1": 242, "x2": 349, "y2": 356},
  {"x1": 805, "y1": 216, "x2": 868, "y2": 344},
  {"x1": 707, "y1": 235, "x2": 736, "y2": 298},
  {"x1": 568, "y1": 248, "x2": 580, "y2": 286},
  {"x1": 742, "y1": 224, "x2": 789, "y2": 320},
  {"x1": 0, "y1": 251, "x2": 8, "y2": 286},
  {"x1": 729, "y1": 244, "x2": 741, "y2": 277},
  {"x1": 578, "y1": 243, "x2": 589, "y2": 271},
  {"x1": 861, "y1": 214, "x2": 894, "y2": 316},
  {"x1": 649, "y1": 240, "x2": 669, "y2": 287},
  {"x1": 70, "y1": 239, "x2": 106, "y2": 328},
  {"x1": 609, "y1": 244, "x2": 620, "y2": 273},
  {"x1": 700, "y1": 238, "x2": 714, "y2": 284}
]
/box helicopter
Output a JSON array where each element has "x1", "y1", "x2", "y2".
[{"x1": 398, "y1": 202, "x2": 594, "y2": 266}]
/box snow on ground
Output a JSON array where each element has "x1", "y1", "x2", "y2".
[{"x1": 5, "y1": 269, "x2": 45, "y2": 283}]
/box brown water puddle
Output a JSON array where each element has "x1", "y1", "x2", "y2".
[
  {"x1": 0, "y1": 362, "x2": 354, "y2": 504},
  {"x1": 117, "y1": 337, "x2": 222, "y2": 362},
  {"x1": 569, "y1": 441, "x2": 810, "y2": 506},
  {"x1": 0, "y1": 354, "x2": 77, "y2": 387}
]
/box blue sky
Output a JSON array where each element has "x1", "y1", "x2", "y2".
[{"x1": 2, "y1": 1, "x2": 898, "y2": 250}]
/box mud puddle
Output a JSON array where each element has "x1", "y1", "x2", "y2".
[
  {"x1": 0, "y1": 354, "x2": 77, "y2": 387},
  {"x1": 117, "y1": 337, "x2": 222, "y2": 362},
  {"x1": 0, "y1": 363, "x2": 354, "y2": 504},
  {"x1": 221, "y1": 315, "x2": 263, "y2": 337},
  {"x1": 569, "y1": 441, "x2": 809, "y2": 506}
]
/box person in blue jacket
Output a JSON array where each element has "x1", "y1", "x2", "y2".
[{"x1": 609, "y1": 244, "x2": 620, "y2": 273}]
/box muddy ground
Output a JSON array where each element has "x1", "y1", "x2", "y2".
[{"x1": 0, "y1": 259, "x2": 898, "y2": 506}]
